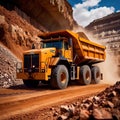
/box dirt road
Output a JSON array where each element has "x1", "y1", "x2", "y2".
[{"x1": 0, "y1": 83, "x2": 109, "y2": 120}]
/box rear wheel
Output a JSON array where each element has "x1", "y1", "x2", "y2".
[
  {"x1": 79, "y1": 65, "x2": 91, "y2": 85},
  {"x1": 91, "y1": 66, "x2": 101, "y2": 84},
  {"x1": 23, "y1": 80, "x2": 39, "y2": 88},
  {"x1": 50, "y1": 65, "x2": 69, "y2": 89}
]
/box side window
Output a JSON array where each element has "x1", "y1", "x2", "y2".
[{"x1": 64, "y1": 42, "x2": 68, "y2": 50}]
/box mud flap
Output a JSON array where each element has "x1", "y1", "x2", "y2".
[{"x1": 101, "y1": 73, "x2": 103, "y2": 80}]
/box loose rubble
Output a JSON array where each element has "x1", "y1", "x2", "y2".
[
  {"x1": 53, "y1": 81, "x2": 120, "y2": 120},
  {"x1": 0, "y1": 44, "x2": 22, "y2": 88}
]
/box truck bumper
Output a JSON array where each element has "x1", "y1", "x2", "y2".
[{"x1": 16, "y1": 72, "x2": 50, "y2": 81}]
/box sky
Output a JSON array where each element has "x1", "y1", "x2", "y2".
[{"x1": 68, "y1": 0, "x2": 120, "y2": 27}]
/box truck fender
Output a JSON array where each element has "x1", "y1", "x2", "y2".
[{"x1": 48, "y1": 57, "x2": 60, "y2": 67}]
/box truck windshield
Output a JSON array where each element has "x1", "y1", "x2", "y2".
[{"x1": 43, "y1": 41, "x2": 63, "y2": 49}]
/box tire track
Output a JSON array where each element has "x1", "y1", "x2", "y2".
[{"x1": 0, "y1": 84, "x2": 109, "y2": 120}]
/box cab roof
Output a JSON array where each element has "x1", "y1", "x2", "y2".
[{"x1": 39, "y1": 29, "x2": 89, "y2": 40}]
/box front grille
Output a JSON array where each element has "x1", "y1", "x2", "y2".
[{"x1": 24, "y1": 54, "x2": 39, "y2": 72}]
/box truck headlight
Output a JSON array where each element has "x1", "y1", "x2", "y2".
[{"x1": 16, "y1": 62, "x2": 22, "y2": 73}]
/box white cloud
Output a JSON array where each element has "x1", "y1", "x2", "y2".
[
  {"x1": 73, "y1": 0, "x2": 115, "y2": 27},
  {"x1": 117, "y1": 10, "x2": 120, "y2": 12},
  {"x1": 76, "y1": 0, "x2": 101, "y2": 8}
]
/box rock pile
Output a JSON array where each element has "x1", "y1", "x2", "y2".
[
  {"x1": 54, "y1": 81, "x2": 120, "y2": 120},
  {"x1": 0, "y1": 44, "x2": 22, "y2": 88}
]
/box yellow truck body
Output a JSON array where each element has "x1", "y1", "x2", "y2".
[
  {"x1": 40, "y1": 30, "x2": 105, "y2": 64},
  {"x1": 16, "y1": 30, "x2": 106, "y2": 89}
]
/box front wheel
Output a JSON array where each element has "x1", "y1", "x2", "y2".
[
  {"x1": 23, "y1": 80, "x2": 39, "y2": 88},
  {"x1": 50, "y1": 65, "x2": 69, "y2": 89}
]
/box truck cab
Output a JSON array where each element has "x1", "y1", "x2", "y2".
[{"x1": 42, "y1": 37, "x2": 73, "y2": 62}]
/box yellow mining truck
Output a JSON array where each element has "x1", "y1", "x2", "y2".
[{"x1": 16, "y1": 30, "x2": 106, "y2": 89}]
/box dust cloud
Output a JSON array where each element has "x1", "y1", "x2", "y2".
[
  {"x1": 73, "y1": 27, "x2": 120, "y2": 84},
  {"x1": 98, "y1": 53, "x2": 120, "y2": 84}
]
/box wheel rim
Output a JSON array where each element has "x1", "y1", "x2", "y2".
[
  {"x1": 96, "y1": 71, "x2": 100, "y2": 79},
  {"x1": 60, "y1": 72, "x2": 66, "y2": 84},
  {"x1": 86, "y1": 71, "x2": 90, "y2": 81}
]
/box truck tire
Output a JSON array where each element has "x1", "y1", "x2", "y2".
[
  {"x1": 79, "y1": 65, "x2": 91, "y2": 85},
  {"x1": 23, "y1": 80, "x2": 39, "y2": 88},
  {"x1": 91, "y1": 66, "x2": 101, "y2": 84},
  {"x1": 51, "y1": 65, "x2": 69, "y2": 89}
]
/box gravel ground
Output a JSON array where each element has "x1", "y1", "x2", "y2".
[{"x1": 4, "y1": 82, "x2": 120, "y2": 120}]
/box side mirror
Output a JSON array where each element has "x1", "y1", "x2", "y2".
[
  {"x1": 68, "y1": 38, "x2": 73, "y2": 47},
  {"x1": 41, "y1": 42, "x2": 44, "y2": 48},
  {"x1": 32, "y1": 44, "x2": 35, "y2": 49}
]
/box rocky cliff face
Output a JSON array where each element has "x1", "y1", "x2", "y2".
[
  {"x1": 0, "y1": 6, "x2": 41, "y2": 59},
  {"x1": 0, "y1": 0, "x2": 77, "y2": 31}
]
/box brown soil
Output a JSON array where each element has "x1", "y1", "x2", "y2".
[{"x1": 0, "y1": 84, "x2": 109, "y2": 120}]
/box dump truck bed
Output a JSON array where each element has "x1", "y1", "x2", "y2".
[
  {"x1": 76, "y1": 33, "x2": 106, "y2": 65},
  {"x1": 39, "y1": 30, "x2": 106, "y2": 65}
]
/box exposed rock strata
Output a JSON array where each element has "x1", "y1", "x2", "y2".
[
  {"x1": 0, "y1": 0, "x2": 77, "y2": 31},
  {"x1": 0, "y1": 6, "x2": 41, "y2": 59}
]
